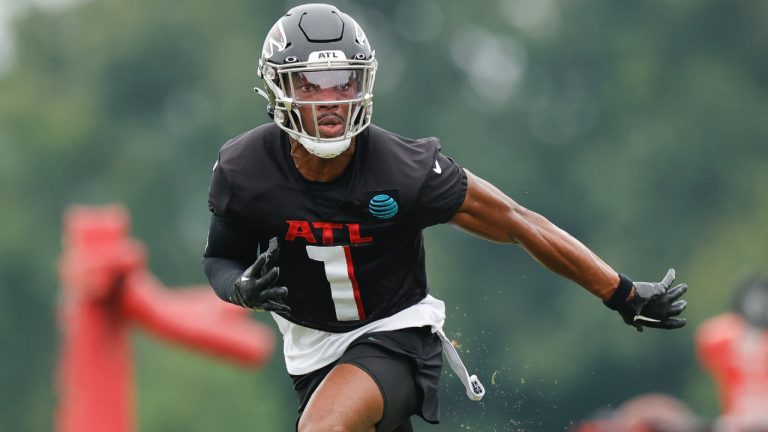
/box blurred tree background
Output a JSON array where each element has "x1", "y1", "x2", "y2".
[{"x1": 1, "y1": 0, "x2": 766, "y2": 430}]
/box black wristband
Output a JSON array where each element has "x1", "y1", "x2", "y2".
[{"x1": 603, "y1": 273, "x2": 634, "y2": 310}]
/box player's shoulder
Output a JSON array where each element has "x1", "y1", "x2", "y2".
[
  {"x1": 213, "y1": 123, "x2": 289, "y2": 195},
  {"x1": 215, "y1": 123, "x2": 288, "y2": 182},
  {"x1": 367, "y1": 124, "x2": 442, "y2": 158},
  {"x1": 358, "y1": 125, "x2": 451, "y2": 202},
  {"x1": 364, "y1": 125, "x2": 444, "y2": 179},
  {"x1": 219, "y1": 123, "x2": 282, "y2": 162}
]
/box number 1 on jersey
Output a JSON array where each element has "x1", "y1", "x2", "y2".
[{"x1": 306, "y1": 245, "x2": 366, "y2": 321}]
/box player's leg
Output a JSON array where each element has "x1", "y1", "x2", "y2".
[
  {"x1": 340, "y1": 345, "x2": 421, "y2": 432},
  {"x1": 294, "y1": 327, "x2": 441, "y2": 432},
  {"x1": 387, "y1": 419, "x2": 413, "y2": 432},
  {"x1": 297, "y1": 343, "x2": 422, "y2": 432},
  {"x1": 297, "y1": 362, "x2": 383, "y2": 432}
]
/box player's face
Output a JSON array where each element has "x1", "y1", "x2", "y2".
[{"x1": 288, "y1": 70, "x2": 362, "y2": 139}]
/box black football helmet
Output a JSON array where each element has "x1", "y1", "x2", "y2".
[{"x1": 256, "y1": 4, "x2": 377, "y2": 158}]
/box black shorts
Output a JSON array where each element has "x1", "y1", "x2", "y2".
[{"x1": 290, "y1": 326, "x2": 443, "y2": 432}]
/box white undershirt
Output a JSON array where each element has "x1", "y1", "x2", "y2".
[
  {"x1": 271, "y1": 294, "x2": 486, "y2": 400},
  {"x1": 271, "y1": 295, "x2": 446, "y2": 375}
]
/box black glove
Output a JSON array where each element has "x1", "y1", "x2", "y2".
[
  {"x1": 608, "y1": 269, "x2": 688, "y2": 332},
  {"x1": 232, "y1": 237, "x2": 290, "y2": 313}
]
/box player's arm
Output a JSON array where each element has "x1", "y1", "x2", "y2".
[
  {"x1": 450, "y1": 169, "x2": 618, "y2": 297},
  {"x1": 449, "y1": 169, "x2": 687, "y2": 330},
  {"x1": 204, "y1": 158, "x2": 289, "y2": 312},
  {"x1": 203, "y1": 212, "x2": 290, "y2": 313}
]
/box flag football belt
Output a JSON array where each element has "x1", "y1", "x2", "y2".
[{"x1": 436, "y1": 329, "x2": 485, "y2": 401}]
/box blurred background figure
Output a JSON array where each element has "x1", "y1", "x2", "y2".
[
  {"x1": 697, "y1": 275, "x2": 768, "y2": 432},
  {"x1": 573, "y1": 393, "x2": 708, "y2": 432}
]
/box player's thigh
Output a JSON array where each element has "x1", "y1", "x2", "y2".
[
  {"x1": 297, "y1": 362, "x2": 383, "y2": 432},
  {"x1": 341, "y1": 347, "x2": 420, "y2": 432},
  {"x1": 294, "y1": 327, "x2": 440, "y2": 431}
]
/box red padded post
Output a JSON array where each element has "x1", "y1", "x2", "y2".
[{"x1": 56, "y1": 205, "x2": 274, "y2": 432}]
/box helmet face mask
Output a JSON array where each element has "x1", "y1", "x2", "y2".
[{"x1": 256, "y1": 4, "x2": 377, "y2": 158}]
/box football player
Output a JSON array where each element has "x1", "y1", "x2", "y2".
[
  {"x1": 697, "y1": 275, "x2": 768, "y2": 431},
  {"x1": 203, "y1": 4, "x2": 689, "y2": 432}
]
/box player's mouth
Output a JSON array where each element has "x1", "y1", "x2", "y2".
[{"x1": 317, "y1": 115, "x2": 345, "y2": 137}]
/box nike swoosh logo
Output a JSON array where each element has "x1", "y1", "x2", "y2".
[{"x1": 433, "y1": 160, "x2": 442, "y2": 174}]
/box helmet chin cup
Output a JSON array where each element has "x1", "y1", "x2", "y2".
[{"x1": 295, "y1": 135, "x2": 351, "y2": 159}]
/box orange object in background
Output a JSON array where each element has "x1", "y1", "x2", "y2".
[{"x1": 55, "y1": 205, "x2": 275, "y2": 432}]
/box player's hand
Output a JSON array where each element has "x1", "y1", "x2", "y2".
[
  {"x1": 233, "y1": 237, "x2": 290, "y2": 313},
  {"x1": 618, "y1": 268, "x2": 687, "y2": 332}
]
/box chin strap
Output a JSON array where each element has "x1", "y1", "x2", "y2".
[{"x1": 296, "y1": 135, "x2": 351, "y2": 159}]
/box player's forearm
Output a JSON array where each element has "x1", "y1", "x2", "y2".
[
  {"x1": 452, "y1": 170, "x2": 620, "y2": 298},
  {"x1": 515, "y1": 209, "x2": 619, "y2": 300},
  {"x1": 203, "y1": 214, "x2": 261, "y2": 304},
  {"x1": 203, "y1": 256, "x2": 246, "y2": 304}
]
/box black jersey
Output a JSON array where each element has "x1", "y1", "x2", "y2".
[{"x1": 204, "y1": 123, "x2": 467, "y2": 332}]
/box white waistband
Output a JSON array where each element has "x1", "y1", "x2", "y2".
[{"x1": 272, "y1": 295, "x2": 484, "y2": 400}]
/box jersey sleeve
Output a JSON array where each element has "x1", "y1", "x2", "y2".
[
  {"x1": 409, "y1": 151, "x2": 468, "y2": 229},
  {"x1": 207, "y1": 158, "x2": 233, "y2": 218}
]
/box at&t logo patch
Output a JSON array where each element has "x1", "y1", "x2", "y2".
[{"x1": 368, "y1": 194, "x2": 398, "y2": 219}]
